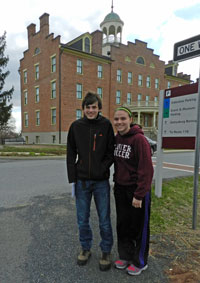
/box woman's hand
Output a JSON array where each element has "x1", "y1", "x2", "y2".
[{"x1": 132, "y1": 197, "x2": 142, "y2": 208}]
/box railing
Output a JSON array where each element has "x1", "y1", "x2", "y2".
[
  {"x1": 123, "y1": 101, "x2": 159, "y2": 108},
  {"x1": 102, "y1": 37, "x2": 121, "y2": 44}
]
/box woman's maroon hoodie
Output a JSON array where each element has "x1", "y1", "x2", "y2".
[{"x1": 114, "y1": 124, "x2": 154, "y2": 200}]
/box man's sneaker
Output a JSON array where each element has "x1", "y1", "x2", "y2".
[
  {"x1": 99, "y1": 252, "x2": 111, "y2": 271},
  {"x1": 114, "y1": 259, "x2": 129, "y2": 269},
  {"x1": 127, "y1": 264, "x2": 148, "y2": 275},
  {"x1": 77, "y1": 250, "x2": 91, "y2": 266}
]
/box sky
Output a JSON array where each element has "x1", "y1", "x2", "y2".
[{"x1": 1, "y1": 0, "x2": 200, "y2": 132}]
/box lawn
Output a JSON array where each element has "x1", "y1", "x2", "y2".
[
  {"x1": 0, "y1": 145, "x2": 66, "y2": 156},
  {"x1": 150, "y1": 176, "x2": 199, "y2": 233},
  {"x1": 150, "y1": 176, "x2": 200, "y2": 282}
]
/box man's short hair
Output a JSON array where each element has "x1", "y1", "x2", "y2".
[{"x1": 82, "y1": 92, "x2": 102, "y2": 110}]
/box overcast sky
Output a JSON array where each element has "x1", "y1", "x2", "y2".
[{"x1": 1, "y1": 0, "x2": 200, "y2": 132}]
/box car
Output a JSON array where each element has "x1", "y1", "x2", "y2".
[{"x1": 145, "y1": 136, "x2": 157, "y2": 156}]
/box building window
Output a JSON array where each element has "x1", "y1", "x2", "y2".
[
  {"x1": 51, "y1": 108, "x2": 56, "y2": 125},
  {"x1": 154, "y1": 96, "x2": 158, "y2": 105},
  {"x1": 146, "y1": 76, "x2": 151, "y2": 88},
  {"x1": 116, "y1": 90, "x2": 121, "y2": 104},
  {"x1": 84, "y1": 37, "x2": 90, "y2": 53},
  {"x1": 36, "y1": 136, "x2": 40, "y2": 144},
  {"x1": 52, "y1": 135, "x2": 56, "y2": 144},
  {"x1": 155, "y1": 78, "x2": 159, "y2": 89},
  {"x1": 97, "y1": 65, "x2": 103, "y2": 78},
  {"x1": 167, "y1": 81, "x2": 171, "y2": 88},
  {"x1": 117, "y1": 69, "x2": 122, "y2": 82},
  {"x1": 138, "y1": 75, "x2": 143, "y2": 86},
  {"x1": 24, "y1": 90, "x2": 28, "y2": 105},
  {"x1": 97, "y1": 87, "x2": 103, "y2": 99},
  {"x1": 145, "y1": 95, "x2": 149, "y2": 105},
  {"x1": 128, "y1": 72, "x2": 132, "y2": 84},
  {"x1": 77, "y1": 59, "x2": 82, "y2": 74},
  {"x1": 127, "y1": 93, "x2": 132, "y2": 105},
  {"x1": 76, "y1": 83, "x2": 82, "y2": 99},
  {"x1": 51, "y1": 81, "x2": 56, "y2": 99},
  {"x1": 138, "y1": 93, "x2": 142, "y2": 101},
  {"x1": 35, "y1": 64, "x2": 39, "y2": 80},
  {"x1": 34, "y1": 47, "x2": 40, "y2": 55},
  {"x1": 36, "y1": 111, "x2": 40, "y2": 126},
  {"x1": 24, "y1": 113, "x2": 28, "y2": 127},
  {"x1": 23, "y1": 70, "x2": 27, "y2": 84},
  {"x1": 35, "y1": 87, "x2": 39, "y2": 103},
  {"x1": 136, "y1": 56, "x2": 145, "y2": 65},
  {"x1": 76, "y1": 109, "x2": 82, "y2": 120},
  {"x1": 51, "y1": 56, "x2": 56, "y2": 73}
]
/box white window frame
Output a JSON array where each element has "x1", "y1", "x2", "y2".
[
  {"x1": 97, "y1": 65, "x2": 103, "y2": 78},
  {"x1": 116, "y1": 90, "x2": 121, "y2": 104},
  {"x1": 23, "y1": 70, "x2": 27, "y2": 84},
  {"x1": 76, "y1": 109, "x2": 82, "y2": 120},
  {"x1": 51, "y1": 80, "x2": 56, "y2": 99},
  {"x1": 97, "y1": 87, "x2": 103, "y2": 99},
  {"x1": 76, "y1": 83, "x2": 82, "y2": 99},
  {"x1": 138, "y1": 74, "x2": 143, "y2": 86},
  {"x1": 24, "y1": 90, "x2": 28, "y2": 105},
  {"x1": 128, "y1": 72, "x2": 132, "y2": 84},
  {"x1": 35, "y1": 86, "x2": 40, "y2": 103},
  {"x1": 35, "y1": 64, "x2": 39, "y2": 80},
  {"x1": 51, "y1": 56, "x2": 56, "y2": 73},
  {"x1": 127, "y1": 92, "x2": 132, "y2": 105},
  {"x1": 77, "y1": 59, "x2": 82, "y2": 74},
  {"x1": 51, "y1": 108, "x2": 56, "y2": 125},
  {"x1": 117, "y1": 69, "x2": 122, "y2": 82},
  {"x1": 155, "y1": 78, "x2": 159, "y2": 89},
  {"x1": 36, "y1": 111, "x2": 40, "y2": 126},
  {"x1": 24, "y1": 112, "x2": 28, "y2": 127},
  {"x1": 146, "y1": 76, "x2": 151, "y2": 88}
]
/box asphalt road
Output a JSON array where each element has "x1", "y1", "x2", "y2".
[
  {"x1": 0, "y1": 151, "x2": 197, "y2": 208},
  {"x1": 0, "y1": 191, "x2": 170, "y2": 283},
  {"x1": 0, "y1": 152, "x2": 198, "y2": 283}
]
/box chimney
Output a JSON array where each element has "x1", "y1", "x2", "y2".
[
  {"x1": 27, "y1": 23, "x2": 36, "y2": 48},
  {"x1": 27, "y1": 23, "x2": 36, "y2": 38},
  {"x1": 39, "y1": 13, "x2": 49, "y2": 36}
]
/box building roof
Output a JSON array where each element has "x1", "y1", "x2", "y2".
[
  {"x1": 104, "y1": 11, "x2": 121, "y2": 21},
  {"x1": 101, "y1": 11, "x2": 124, "y2": 26}
]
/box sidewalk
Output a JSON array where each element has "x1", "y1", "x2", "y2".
[{"x1": 0, "y1": 192, "x2": 173, "y2": 283}]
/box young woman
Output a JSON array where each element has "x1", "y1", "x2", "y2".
[{"x1": 113, "y1": 106, "x2": 154, "y2": 276}]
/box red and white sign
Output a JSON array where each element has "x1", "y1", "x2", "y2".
[{"x1": 162, "y1": 83, "x2": 198, "y2": 149}]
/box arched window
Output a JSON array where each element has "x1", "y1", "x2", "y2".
[
  {"x1": 136, "y1": 56, "x2": 145, "y2": 65},
  {"x1": 84, "y1": 37, "x2": 90, "y2": 53}
]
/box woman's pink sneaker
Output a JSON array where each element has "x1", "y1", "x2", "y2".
[
  {"x1": 127, "y1": 264, "x2": 148, "y2": 275},
  {"x1": 114, "y1": 259, "x2": 129, "y2": 269}
]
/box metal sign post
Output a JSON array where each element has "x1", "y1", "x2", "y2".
[
  {"x1": 173, "y1": 36, "x2": 200, "y2": 230},
  {"x1": 192, "y1": 64, "x2": 200, "y2": 230}
]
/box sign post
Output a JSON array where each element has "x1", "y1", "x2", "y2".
[
  {"x1": 192, "y1": 67, "x2": 200, "y2": 229},
  {"x1": 173, "y1": 35, "x2": 200, "y2": 230}
]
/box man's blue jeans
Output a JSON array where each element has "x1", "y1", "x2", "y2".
[{"x1": 75, "y1": 180, "x2": 113, "y2": 253}]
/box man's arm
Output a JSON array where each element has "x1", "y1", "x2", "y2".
[{"x1": 66, "y1": 124, "x2": 77, "y2": 183}]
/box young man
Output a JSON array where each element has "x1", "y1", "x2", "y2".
[{"x1": 67, "y1": 92, "x2": 114, "y2": 271}]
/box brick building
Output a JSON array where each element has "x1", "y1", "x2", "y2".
[{"x1": 20, "y1": 10, "x2": 191, "y2": 144}]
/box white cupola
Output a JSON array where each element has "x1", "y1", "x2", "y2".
[{"x1": 100, "y1": 1, "x2": 124, "y2": 56}]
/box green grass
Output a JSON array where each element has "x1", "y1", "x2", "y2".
[
  {"x1": 150, "y1": 176, "x2": 200, "y2": 234},
  {"x1": 0, "y1": 145, "x2": 66, "y2": 155}
]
